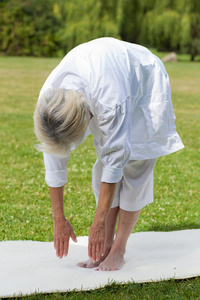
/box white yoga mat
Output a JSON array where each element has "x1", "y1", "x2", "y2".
[{"x1": 0, "y1": 230, "x2": 200, "y2": 298}]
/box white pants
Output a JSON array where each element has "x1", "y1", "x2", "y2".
[{"x1": 92, "y1": 158, "x2": 157, "y2": 212}]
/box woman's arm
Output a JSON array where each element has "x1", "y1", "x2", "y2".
[
  {"x1": 49, "y1": 186, "x2": 77, "y2": 258},
  {"x1": 88, "y1": 182, "x2": 117, "y2": 263},
  {"x1": 42, "y1": 153, "x2": 77, "y2": 258}
]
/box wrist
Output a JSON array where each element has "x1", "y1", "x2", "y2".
[
  {"x1": 94, "y1": 206, "x2": 108, "y2": 224},
  {"x1": 52, "y1": 209, "x2": 65, "y2": 223},
  {"x1": 49, "y1": 186, "x2": 65, "y2": 222}
]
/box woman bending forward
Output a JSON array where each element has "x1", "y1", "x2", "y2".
[{"x1": 34, "y1": 38, "x2": 184, "y2": 271}]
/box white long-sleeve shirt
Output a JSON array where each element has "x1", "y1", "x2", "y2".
[{"x1": 38, "y1": 37, "x2": 184, "y2": 187}]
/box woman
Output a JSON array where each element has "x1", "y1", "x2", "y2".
[{"x1": 34, "y1": 37, "x2": 184, "y2": 271}]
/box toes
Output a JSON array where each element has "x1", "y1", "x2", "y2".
[
  {"x1": 77, "y1": 259, "x2": 101, "y2": 269},
  {"x1": 97, "y1": 257, "x2": 121, "y2": 271},
  {"x1": 98, "y1": 266, "x2": 110, "y2": 271},
  {"x1": 97, "y1": 265, "x2": 119, "y2": 271},
  {"x1": 98, "y1": 263, "x2": 108, "y2": 271},
  {"x1": 77, "y1": 262, "x2": 87, "y2": 268}
]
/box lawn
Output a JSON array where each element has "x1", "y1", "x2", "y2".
[{"x1": 0, "y1": 54, "x2": 199, "y2": 299}]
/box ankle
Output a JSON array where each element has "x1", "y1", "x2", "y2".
[
  {"x1": 104, "y1": 245, "x2": 112, "y2": 256},
  {"x1": 104, "y1": 238, "x2": 115, "y2": 252},
  {"x1": 110, "y1": 242, "x2": 125, "y2": 257}
]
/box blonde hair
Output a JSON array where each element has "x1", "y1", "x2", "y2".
[{"x1": 34, "y1": 88, "x2": 90, "y2": 157}]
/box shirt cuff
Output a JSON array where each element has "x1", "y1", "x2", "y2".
[
  {"x1": 45, "y1": 170, "x2": 68, "y2": 187},
  {"x1": 101, "y1": 166, "x2": 123, "y2": 183}
]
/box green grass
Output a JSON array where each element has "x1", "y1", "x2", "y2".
[
  {"x1": 0, "y1": 55, "x2": 200, "y2": 299},
  {"x1": 8, "y1": 278, "x2": 200, "y2": 300},
  {"x1": 149, "y1": 48, "x2": 200, "y2": 62}
]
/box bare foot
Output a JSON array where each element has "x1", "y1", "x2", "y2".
[
  {"x1": 77, "y1": 257, "x2": 104, "y2": 269},
  {"x1": 97, "y1": 250, "x2": 125, "y2": 271},
  {"x1": 77, "y1": 248, "x2": 111, "y2": 269}
]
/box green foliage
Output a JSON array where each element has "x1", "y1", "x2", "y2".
[
  {"x1": 141, "y1": 9, "x2": 181, "y2": 51},
  {"x1": 120, "y1": 0, "x2": 155, "y2": 43},
  {"x1": 190, "y1": 13, "x2": 200, "y2": 60},
  {"x1": 0, "y1": 0, "x2": 200, "y2": 59},
  {"x1": 0, "y1": 0, "x2": 61, "y2": 57},
  {"x1": 179, "y1": 14, "x2": 191, "y2": 53},
  {"x1": 139, "y1": 0, "x2": 200, "y2": 60},
  {"x1": 58, "y1": 0, "x2": 123, "y2": 53}
]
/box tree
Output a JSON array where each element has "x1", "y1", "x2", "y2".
[
  {"x1": 190, "y1": 13, "x2": 200, "y2": 61},
  {"x1": 120, "y1": 0, "x2": 154, "y2": 43},
  {"x1": 0, "y1": 0, "x2": 61, "y2": 56},
  {"x1": 57, "y1": 0, "x2": 124, "y2": 53},
  {"x1": 0, "y1": 0, "x2": 199, "y2": 59},
  {"x1": 139, "y1": 0, "x2": 200, "y2": 60}
]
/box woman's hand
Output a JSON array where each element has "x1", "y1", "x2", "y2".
[
  {"x1": 53, "y1": 216, "x2": 77, "y2": 259},
  {"x1": 88, "y1": 182, "x2": 117, "y2": 263},
  {"x1": 49, "y1": 186, "x2": 77, "y2": 258},
  {"x1": 88, "y1": 220, "x2": 106, "y2": 263}
]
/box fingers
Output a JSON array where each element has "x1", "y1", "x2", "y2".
[
  {"x1": 95, "y1": 243, "x2": 100, "y2": 262},
  {"x1": 92, "y1": 242, "x2": 97, "y2": 263},
  {"x1": 59, "y1": 239, "x2": 64, "y2": 258},
  {"x1": 88, "y1": 223, "x2": 105, "y2": 263},
  {"x1": 63, "y1": 238, "x2": 69, "y2": 257},
  {"x1": 100, "y1": 240, "x2": 105, "y2": 257},
  {"x1": 53, "y1": 220, "x2": 76, "y2": 259},
  {"x1": 88, "y1": 239, "x2": 104, "y2": 263},
  {"x1": 54, "y1": 235, "x2": 69, "y2": 259},
  {"x1": 70, "y1": 227, "x2": 77, "y2": 243},
  {"x1": 88, "y1": 241, "x2": 97, "y2": 263},
  {"x1": 88, "y1": 239, "x2": 92, "y2": 259}
]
